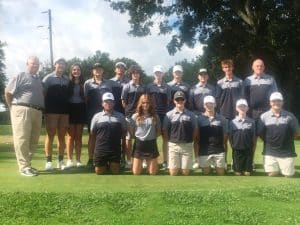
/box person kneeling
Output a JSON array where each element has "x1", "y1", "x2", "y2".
[{"x1": 90, "y1": 92, "x2": 127, "y2": 175}]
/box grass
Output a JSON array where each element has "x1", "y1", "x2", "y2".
[{"x1": 0, "y1": 125, "x2": 300, "y2": 224}]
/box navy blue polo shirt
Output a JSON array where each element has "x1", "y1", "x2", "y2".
[
  {"x1": 84, "y1": 78, "x2": 114, "y2": 121},
  {"x1": 90, "y1": 110, "x2": 127, "y2": 154},
  {"x1": 43, "y1": 72, "x2": 70, "y2": 114},
  {"x1": 163, "y1": 108, "x2": 197, "y2": 143},
  {"x1": 229, "y1": 116, "x2": 256, "y2": 150},
  {"x1": 189, "y1": 83, "x2": 215, "y2": 114},
  {"x1": 197, "y1": 113, "x2": 228, "y2": 155},
  {"x1": 243, "y1": 74, "x2": 277, "y2": 118},
  {"x1": 216, "y1": 76, "x2": 243, "y2": 120},
  {"x1": 146, "y1": 82, "x2": 171, "y2": 115},
  {"x1": 167, "y1": 80, "x2": 190, "y2": 108},
  {"x1": 257, "y1": 109, "x2": 299, "y2": 157},
  {"x1": 121, "y1": 81, "x2": 146, "y2": 117},
  {"x1": 110, "y1": 76, "x2": 130, "y2": 114}
]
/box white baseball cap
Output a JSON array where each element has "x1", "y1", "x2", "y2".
[
  {"x1": 198, "y1": 68, "x2": 208, "y2": 74},
  {"x1": 115, "y1": 62, "x2": 127, "y2": 68},
  {"x1": 102, "y1": 92, "x2": 115, "y2": 101},
  {"x1": 270, "y1": 92, "x2": 283, "y2": 101},
  {"x1": 153, "y1": 65, "x2": 164, "y2": 74},
  {"x1": 236, "y1": 99, "x2": 248, "y2": 107},
  {"x1": 204, "y1": 95, "x2": 216, "y2": 104},
  {"x1": 173, "y1": 65, "x2": 183, "y2": 73}
]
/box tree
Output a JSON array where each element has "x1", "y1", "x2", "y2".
[
  {"x1": 0, "y1": 41, "x2": 7, "y2": 106},
  {"x1": 108, "y1": 0, "x2": 300, "y2": 115}
]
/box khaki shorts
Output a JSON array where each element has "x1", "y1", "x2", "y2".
[
  {"x1": 168, "y1": 142, "x2": 193, "y2": 169},
  {"x1": 264, "y1": 155, "x2": 295, "y2": 176},
  {"x1": 199, "y1": 153, "x2": 226, "y2": 168},
  {"x1": 45, "y1": 113, "x2": 69, "y2": 129}
]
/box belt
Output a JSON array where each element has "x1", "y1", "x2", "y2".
[{"x1": 12, "y1": 103, "x2": 44, "y2": 111}]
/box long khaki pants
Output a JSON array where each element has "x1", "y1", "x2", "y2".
[{"x1": 10, "y1": 105, "x2": 42, "y2": 171}]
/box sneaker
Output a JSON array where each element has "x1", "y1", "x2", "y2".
[
  {"x1": 76, "y1": 161, "x2": 83, "y2": 167},
  {"x1": 142, "y1": 161, "x2": 147, "y2": 169},
  {"x1": 21, "y1": 168, "x2": 37, "y2": 177},
  {"x1": 65, "y1": 160, "x2": 73, "y2": 169},
  {"x1": 86, "y1": 159, "x2": 94, "y2": 170},
  {"x1": 193, "y1": 162, "x2": 200, "y2": 169},
  {"x1": 30, "y1": 167, "x2": 38, "y2": 174},
  {"x1": 161, "y1": 161, "x2": 168, "y2": 170},
  {"x1": 45, "y1": 162, "x2": 53, "y2": 171},
  {"x1": 57, "y1": 161, "x2": 66, "y2": 170},
  {"x1": 125, "y1": 161, "x2": 132, "y2": 169}
]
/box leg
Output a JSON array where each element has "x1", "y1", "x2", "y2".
[
  {"x1": 168, "y1": 142, "x2": 180, "y2": 176},
  {"x1": 95, "y1": 166, "x2": 107, "y2": 175},
  {"x1": 181, "y1": 143, "x2": 193, "y2": 176},
  {"x1": 264, "y1": 155, "x2": 280, "y2": 177},
  {"x1": 110, "y1": 162, "x2": 120, "y2": 174},
  {"x1": 162, "y1": 136, "x2": 168, "y2": 166},
  {"x1": 44, "y1": 114, "x2": 58, "y2": 161},
  {"x1": 147, "y1": 158, "x2": 158, "y2": 175},
  {"x1": 182, "y1": 169, "x2": 190, "y2": 176},
  {"x1": 132, "y1": 158, "x2": 142, "y2": 175},
  {"x1": 202, "y1": 167, "x2": 212, "y2": 175},
  {"x1": 74, "y1": 124, "x2": 83, "y2": 162},
  {"x1": 29, "y1": 109, "x2": 42, "y2": 164},
  {"x1": 215, "y1": 153, "x2": 226, "y2": 176},
  {"x1": 66, "y1": 125, "x2": 75, "y2": 161},
  {"x1": 216, "y1": 167, "x2": 225, "y2": 175},
  {"x1": 88, "y1": 133, "x2": 96, "y2": 161},
  {"x1": 125, "y1": 138, "x2": 132, "y2": 162},
  {"x1": 57, "y1": 127, "x2": 67, "y2": 158},
  {"x1": 169, "y1": 168, "x2": 179, "y2": 176}
]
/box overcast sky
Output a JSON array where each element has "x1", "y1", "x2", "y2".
[{"x1": 0, "y1": 0, "x2": 203, "y2": 79}]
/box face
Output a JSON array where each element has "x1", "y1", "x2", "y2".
[
  {"x1": 222, "y1": 64, "x2": 233, "y2": 76},
  {"x1": 141, "y1": 100, "x2": 150, "y2": 112},
  {"x1": 93, "y1": 67, "x2": 104, "y2": 79},
  {"x1": 236, "y1": 105, "x2": 248, "y2": 114},
  {"x1": 115, "y1": 66, "x2": 125, "y2": 76},
  {"x1": 55, "y1": 62, "x2": 66, "y2": 75},
  {"x1": 270, "y1": 100, "x2": 283, "y2": 111},
  {"x1": 27, "y1": 58, "x2": 39, "y2": 74},
  {"x1": 204, "y1": 102, "x2": 215, "y2": 111},
  {"x1": 198, "y1": 73, "x2": 208, "y2": 83},
  {"x1": 173, "y1": 71, "x2": 183, "y2": 80},
  {"x1": 131, "y1": 71, "x2": 140, "y2": 81},
  {"x1": 252, "y1": 59, "x2": 265, "y2": 76},
  {"x1": 174, "y1": 98, "x2": 185, "y2": 109},
  {"x1": 102, "y1": 100, "x2": 114, "y2": 111},
  {"x1": 72, "y1": 65, "x2": 81, "y2": 78},
  {"x1": 154, "y1": 71, "x2": 163, "y2": 79}
]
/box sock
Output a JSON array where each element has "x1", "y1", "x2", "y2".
[
  {"x1": 46, "y1": 155, "x2": 52, "y2": 162},
  {"x1": 58, "y1": 155, "x2": 64, "y2": 161}
]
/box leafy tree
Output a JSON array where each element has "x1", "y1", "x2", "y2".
[
  {"x1": 108, "y1": 0, "x2": 300, "y2": 114},
  {"x1": 0, "y1": 41, "x2": 7, "y2": 105}
]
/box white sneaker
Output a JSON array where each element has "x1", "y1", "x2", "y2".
[
  {"x1": 142, "y1": 161, "x2": 147, "y2": 169},
  {"x1": 45, "y1": 162, "x2": 53, "y2": 171},
  {"x1": 57, "y1": 161, "x2": 66, "y2": 170},
  {"x1": 76, "y1": 161, "x2": 82, "y2": 167},
  {"x1": 125, "y1": 161, "x2": 132, "y2": 169},
  {"x1": 65, "y1": 160, "x2": 73, "y2": 169},
  {"x1": 193, "y1": 162, "x2": 200, "y2": 169}
]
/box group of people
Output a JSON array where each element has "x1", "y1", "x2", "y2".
[{"x1": 4, "y1": 56, "x2": 299, "y2": 177}]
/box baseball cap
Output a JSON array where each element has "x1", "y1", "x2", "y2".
[
  {"x1": 173, "y1": 65, "x2": 183, "y2": 73},
  {"x1": 115, "y1": 62, "x2": 127, "y2": 69},
  {"x1": 236, "y1": 99, "x2": 248, "y2": 107},
  {"x1": 174, "y1": 91, "x2": 186, "y2": 100},
  {"x1": 92, "y1": 63, "x2": 103, "y2": 69},
  {"x1": 204, "y1": 95, "x2": 216, "y2": 104},
  {"x1": 270, "y1": 92, "x2": 283, "y2": 101},
  {"x1": 198, "y1": 68, "x2": 208, "y2": 74},
  {"x1": 55, "y1": 58, "x2": 67, "y2": 65},
  {"x1": 153, "y1": 65, "x2": 164, "y2": 73},
  {"x1": 102, "y1": 92, "x2": 115, "y2": 101}
]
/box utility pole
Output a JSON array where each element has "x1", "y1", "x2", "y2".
[{"x1": 41, "y1": 9, "x2": 54, "y2": 69}]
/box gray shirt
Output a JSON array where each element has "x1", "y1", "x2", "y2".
[
  {"x1": 5, "y1": 72, "x2": 44, "y2": 108},
  {"x1": 131, "y1": 113, "x2": 161, "y2": 141}
]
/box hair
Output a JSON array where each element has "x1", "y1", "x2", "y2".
[
  {"x1": 69, "y1": 63, "x2": 84, "y2": 98},
  {"x1": 135, "y1": 94, "x2": 157, "y2": 125},
  {"x1": 128, "y1": 65, "x2": 142, "y2": 75},
  {"x1": 221, "y1": 59, "x2": 234, "y2": 67}
]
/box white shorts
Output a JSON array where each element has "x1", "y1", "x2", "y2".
[
  {"x1": 168, "y1": 142, "x2": 193, "y2": 170},
  {"x1": 199, "y1": 152, "x2": 226, "y2": 168},
  {"x1": 264, "y1": 155, "x2": 295, "y2": 176}
]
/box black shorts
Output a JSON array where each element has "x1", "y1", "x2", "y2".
[
  {"x1": 232, "y1": 148, "x2": 253, "y2": 172},
  {"x1": 132, "y1": 139, "x2": 159, "y2": 159},
  {"x1": 69, "y1": 103, "x2": 86, "y2": 124},
  {"x1": 94, "y1": 152, "x2": 121, "y2": 167}
]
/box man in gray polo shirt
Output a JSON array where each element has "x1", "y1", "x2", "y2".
[
  {"x1": 257, "y1": 92, "x2": 300, "y2": 177},
  {"x1": 5, "y1": 56, "x2": 44, "y2": 176}
]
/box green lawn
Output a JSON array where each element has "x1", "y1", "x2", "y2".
[{"x1": 0, "y1": 125, "x2": 300, "y2": 225}]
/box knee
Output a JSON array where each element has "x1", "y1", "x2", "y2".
[
  {"x1": 182, "y1": 169, "x2": 190, "y2": 176},
  {"x1": 169, "y1": 169, "x2": 178, "y2": 176}
]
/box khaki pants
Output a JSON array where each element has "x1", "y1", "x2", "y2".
[{"x1": 11, "y1": 105, "x2": 42, "y2": 171}]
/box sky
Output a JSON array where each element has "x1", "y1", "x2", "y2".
[{"x1": 0, "y1": 0, "x2": 203, "y2": 79}]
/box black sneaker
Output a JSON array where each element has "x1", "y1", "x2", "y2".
[{"x1": 20, "y1": 168, "x2": 38, "y2": 177}]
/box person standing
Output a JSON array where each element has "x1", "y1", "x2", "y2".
[
  {"x1": 5, "y1": 56, "x2": 44, "y2": 176},
  {"x1": 195, "y1": 95, "x2": 228, "y2": 175},
  {"x1": 121, "y1": 65, "x2": 146, "y2": 169},
  {"x1": 228, "y1": 99, "x2": 256, "y2": 176},
  {"x1": 189, "y1": 68, "x2": 215, "y2": 169},
  {"x1": 90, "y1": 92, "x2": 127, "y2": 175},
  {"x1": 257, "y1": 92, "x2": 300, "y2": 177},
  {"x1": 84, "y1": 63, "x2": 113, "y2": 169},
  {"x1": 147, "y1": 65, "x2": 171, "y2": 169},
  {"x1": 130, "y1": 94, "x2": 161, "y2": 175},
  {"x1": 43, "y1": 58, "x2": 70, "y2": 170},
  {"x1": 163, "y1": 91, "x2": 198, "y2": 176},
  {"x1": 65, "y1": 63, "x2": 86, "y2": 168}
]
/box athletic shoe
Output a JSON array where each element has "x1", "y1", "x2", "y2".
[
  {"x1": 142, "y1": 161, "x2": 147, "y2": 169},
  {"x1": 57, "y1": 161, "x2": 66, "y2": 170},
  {"x1": 76, "y1": 161, "x2": 83, "y2": 167},
  {"x1": 20, "y1": 168, "x2": 37, "y2": 177},
  {"x1": 65, "y1": 160, "x2": 73, "y2": 169},
  {"x1": 192, "y1": 162, "x2": 200, "y2": 169},
  {"x1": 45, "y1": 162, "x2": 53, "y2": 171},
  {"x1": 30, "y1": 167, "x2": 38, "y2": 174},
  {"x1": 125, "y1": 161, "x2": 132, "y2": 169}
]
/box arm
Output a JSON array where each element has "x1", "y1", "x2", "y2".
[{"x1": 5, "y1": 92, "x2": 13, "y2": 110}]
